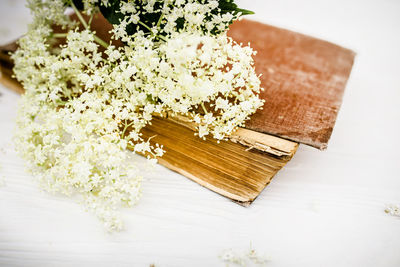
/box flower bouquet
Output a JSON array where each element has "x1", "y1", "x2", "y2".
[{"x1": 0, "y1": 0, "x2": 354, "y2": 231}]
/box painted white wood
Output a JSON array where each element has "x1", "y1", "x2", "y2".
[{"x1": 0, "y1": 1, "x2": 399, "y2": 266}]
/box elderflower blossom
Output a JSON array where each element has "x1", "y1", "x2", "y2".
[
  {"x1": 220, "y1": 245, "x2": 270, "y2": 266},
  {"x1": 385, "y1": 204, "x2": 400, "y2": 217},
  {"x1": 12, "y1": 0, "x2": 264, "y2": 231}
]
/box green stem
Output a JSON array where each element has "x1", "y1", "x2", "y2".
[
  {"x1": 138, "y1": 21, "x2": 153, "y2": 32},
  {"x1": 121, "y1": 121, "x2": 135, "y2": 138},
  {"x1": 138, "y1": 20, "x2": 167, "y2": 42},
  {"x1": 94, "y1": 35, "x2": 109, "y2": 49},
  {"x1": 157, "y1": 34, "x2": 167, "y2": 42},
  {"x1": 88, "y1": 13, "x2": 94, "y2": 27},
  {"x1": 53, "y1": 33, "x2": 68, "y2": 38},
  {"x1": 156, "y1": 14, "x2": 164, "y2": 28},
  {"x1": 201, "y1": 103, "x2": 208, "y2": 114},
  {"x1": 70, "y1": 1, "x2": 109, "y2": 48},
  {"x1": 71, "y1": 1, "x2": 88, "y2": 29}
]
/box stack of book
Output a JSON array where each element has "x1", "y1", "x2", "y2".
[{"x1": 0, "y1": 16, "x2": 355, "y2": 205}]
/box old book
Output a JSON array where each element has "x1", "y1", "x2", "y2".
[
  {"x1": 0, "y1": 16, "x2": 354, "y2": 205},
  {"x1": 229, "y1": 20, "x2": 355, "y2": 149}
]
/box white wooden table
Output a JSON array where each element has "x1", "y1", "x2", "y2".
[{"x1": 1, "y1": 1, "x2": 399, "y2": 266}]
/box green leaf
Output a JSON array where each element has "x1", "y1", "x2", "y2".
[
  {"x1": 99, "y1": 0, "x2": 124, "y2": 25},
  {"x1": 218, "y1": 0, "x2": 254, "y2": 15},
  {"x1": 97, "y1": 0, "x2": 255, "y2": 37},
  {"x1": 99, "y1": 0, "x2": 163, "y2": 36}
]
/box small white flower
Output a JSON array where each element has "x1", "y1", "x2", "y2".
[{"x1": 385, "y1": 204, "x2": 400, "y2": 217}]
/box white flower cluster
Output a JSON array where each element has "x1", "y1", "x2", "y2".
[
  {"x1": 220, "y1": 246, "x2": 270, "y2": 266},
  {"x1": 385, "y1": 204, "x2": 400, "y2": 217},
  {"x1": 12, "y1": 0, "x2": 264, "y2": 231}
]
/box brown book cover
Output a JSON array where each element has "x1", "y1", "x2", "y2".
[{"x1": 229, "y1": 20, "x2": 355, "y2": 149}]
